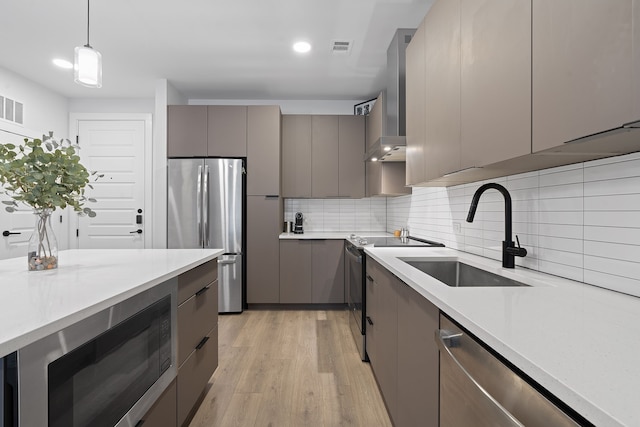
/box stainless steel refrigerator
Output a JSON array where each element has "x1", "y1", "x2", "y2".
[{"x1": 167, "y1": 158, "x2": 244, "y2": 313}]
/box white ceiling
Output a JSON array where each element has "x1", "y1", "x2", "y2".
[{"x1": 0, "y1": 0, "x2": 433, "y2": 101}]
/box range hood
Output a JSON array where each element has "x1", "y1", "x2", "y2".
[{"x1": 365, "y1": 29, "x2": 415, "y2": 162}]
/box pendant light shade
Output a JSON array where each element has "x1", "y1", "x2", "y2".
[
  {"x1": 74, "y1": 45, "x2": 102, "y2": 88},
  {"x1": 74, "y1": 0, "x2": 102, "y2": 88}
]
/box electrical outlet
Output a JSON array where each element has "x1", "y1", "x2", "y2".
[{"x1": 453, "y1": 222, "x2": 462, "y2": 234}]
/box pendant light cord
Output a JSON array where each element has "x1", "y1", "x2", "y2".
[{"x1": 85, "y1": 0, "x2": 91, "y2": 48}]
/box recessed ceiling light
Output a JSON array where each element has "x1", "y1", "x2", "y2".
[
  {"x1": 53, "y1": 58, "x2": 73, "y2": 69},
  {"x1": 293, "y1": 41, "x2": 311, "y2": 53},
  {"x1": 383, "y1": 146, "x2": 392, "y2": 152},
  {"x1": 371, "y1": 157, "x2": 378, "y2": 162}
]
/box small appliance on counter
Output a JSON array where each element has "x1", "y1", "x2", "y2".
[{"x1": 293, "y1": 212, "x2": 304, "y2": 234}]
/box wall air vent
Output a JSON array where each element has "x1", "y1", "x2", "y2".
[
  {"x1": 0, "y1": 95, "x2": 24, "y2": 125},
  {"x1": 331, "y1": 40, "x2": 352, "y2": 54}
]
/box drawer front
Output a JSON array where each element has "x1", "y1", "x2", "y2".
[
  {"x1": 139, "y1": 379, "x2": 177, "y2": 427},
  {"x1": 178, "y1": 281, "x2": 218, "y2": 366},
  {"x1": 178, "y1": 260, "x2": 218, "y2": 305},
  {"x1": 177, "y1": 326, "x2": 218, "y2": 426}
]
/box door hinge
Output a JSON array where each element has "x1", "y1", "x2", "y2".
[{"x1": 76, "y1": 229, "x2": 79, "y2": 237}]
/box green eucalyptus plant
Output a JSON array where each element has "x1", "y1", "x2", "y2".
[
  {"x1": 0, "y1": 132, "x2": 102, "y2": 216},
  {"x1": 0, "y1": 132, "x2": 103, "y2": 270}
]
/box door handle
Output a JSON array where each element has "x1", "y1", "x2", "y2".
[
  {"x1": 130, "y1": 229, "x2": 143, "y2": 234},
  {"x1": 2, "y1": 230, "x2": 21, "y2": 237},
  {"x1": 366, "y1": 316, "x2": 374, "y2": 326},
  {"x1": 217, "y1": 258, "x2": 237, "y2": 265}
]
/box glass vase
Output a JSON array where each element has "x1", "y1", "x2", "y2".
[{"x1": 28, "y1": 209, "x2": 58, "y2": 271}]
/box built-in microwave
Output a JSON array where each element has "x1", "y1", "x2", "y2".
[{"x1": 7, "y1": 278, "x2": 177, "y2": 427}]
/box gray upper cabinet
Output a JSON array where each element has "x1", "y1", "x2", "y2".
[
  {"x1": 311, "y1": 115, "x2": 340, "y2": 198},
  {"x1": 167, "y1": 105, "x2": 208, "y2": 157},
  {"x1": 338, "y1": 115, "x2": 366, "y2": 198},
  {"x1": 282, "y1": 115, "x2": 312, "y2": 198},
  {"x1": 424, "y1": 0, "x2": 461, "y2": 179},
  {"x1": 460, "y1": 0, "x2": 531, "y2": 168},
  {"x1": 247, "y1": 105, "x2": 281, "y2": 196},
  {"x1": 532, "y1": 0, "x2": 636, "y2": 152},
  {"x1": 207, "y1": 105, "x2": 247, "y2": 157},
  {"x1": 281, "y1": 114, "x2": 365, "y2": 199},
  {"x1": 405, "y1": 18, "x2": 426, "y2": 186}
]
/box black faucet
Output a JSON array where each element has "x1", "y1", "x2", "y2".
[{"x1": 466, "y1": 183, "x2": 527, "y2": 268}]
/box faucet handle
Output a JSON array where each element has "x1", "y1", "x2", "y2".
[{"x1": 507, "y1": 235, "x2": 528, "y2": 257}]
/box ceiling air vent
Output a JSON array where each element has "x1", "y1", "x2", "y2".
[
  {"x1": 331, "y1": 40, "x2": 352, "y2": 54},
  {"x1": 0, "y1": 95, "x2": 24, "y2": 125}
]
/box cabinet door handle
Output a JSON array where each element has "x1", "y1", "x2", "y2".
[
  {"x1": 2, "y1": 230, "x2": 21, "y2": 237},
  {"x1": 196, "y1": 336, "x2": 210, "y2": 350},
  {"x1": 195, "y1": 285, "x2": 210, "y2": 297},
  {"x1": 366, "y1": 274, "x2": 374, "y2": 282},
  {"x1": 366, "y1": 316, "x2": 374, "y2": 326}
]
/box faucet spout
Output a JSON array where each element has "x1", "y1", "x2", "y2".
[{"x1": 466, "y1": 183, "x2": 526, "y2": 268}]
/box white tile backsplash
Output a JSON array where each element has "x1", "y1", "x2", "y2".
[
  {"x1": 284, "y1": 197, "x2": 387, "y2": 233},
  {"x1": 386, "y1": 151, "x2": 640, "y2": 298}
]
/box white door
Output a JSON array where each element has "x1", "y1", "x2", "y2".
[{"x1": 74, "y1": 118, "x2": 148, "y2": 249}]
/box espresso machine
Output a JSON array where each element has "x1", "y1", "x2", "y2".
[{"x1": 293, "y1": 212, "x2": 304, "y2": 234}]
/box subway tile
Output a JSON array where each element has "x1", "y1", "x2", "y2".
[
  {"x1": 538, "y1": 223, "x2": 583, "y2": 240},
  {"x1": 584, "y1": 240, "x2": 640, "y2": 264},
  {"x1": 538, "y1": 211, "x2": 583, "y2": 225},
  {"x1": 538, "y1": 235, "x2": 583, "y2": 253},
  {"x1": 539, "y1": 168, "x2": 584, "y2": 187},
  {"x1": 584, "y1": 226, "x2": 640, "y2": 245},
  {"x1": 584, "y1": 194, "x2": 640, "y2": 211},
  {"x1": 538, "y1": 162, "x2": 583, "y2": 175},
  {"x1": 584, "y1": 157, "x2": 640, "y2": 181},
  {"x1": 584, "y1": 211, "x2": 639, "y2": 228},
  {"x1": 538, "y1": 260, "x2": 584, "y2": 282},
  {"x1": 537, "y1": 247, "x2": 583, "y2": 268},
  {"x1": 584, "y1": 176, "x2": 640, "y2": 197},
  {"x1": 584, "y1": 255, "x2": 640, "y2": 282},
  {"x1": 539, "y1": 183, "x2": 583, "y2": 199}
]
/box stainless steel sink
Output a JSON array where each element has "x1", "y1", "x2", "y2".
[{"x1": 401, "y1": 259, "x2": 529, "y2": 287}]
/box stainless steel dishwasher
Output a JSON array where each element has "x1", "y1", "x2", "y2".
[{"x1": 436, "y1": 315, "x2": 589, "y2": 427}]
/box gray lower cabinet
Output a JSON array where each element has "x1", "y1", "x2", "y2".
[
  {"x1": 279, "y1": 239, "x2": 345, "y2": 304},
  {"x1": 396, "y1": 279, "x2": 439, "y2": 427},
  {"x1": 366, "y1": 256, "x2": 439, "y2": 427},
  {"x1": 176, "y1": 260, "x2": 219, "y2": 427},
  {"x1": 247, "y1": 195, "x2": 281, "y2": 303},
  {"x1": 140, "y1": 379, "x2": 177, "y2": 427}
]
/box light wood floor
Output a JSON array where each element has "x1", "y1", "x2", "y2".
[{"x1": 188, "y1": 309, "x2": 392, "y2": 427}]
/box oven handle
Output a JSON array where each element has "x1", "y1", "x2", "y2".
[{"x1": 345, "y1": 244, "x2": 362, "y2": 263}]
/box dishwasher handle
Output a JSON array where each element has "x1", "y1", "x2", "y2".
[{"x1": 435, "y1": 329, "x2": 525, "y2": 427}]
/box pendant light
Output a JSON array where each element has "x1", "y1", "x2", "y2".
[{"x1": 74, "y1": 0, "x2": 102, "y2": 88}]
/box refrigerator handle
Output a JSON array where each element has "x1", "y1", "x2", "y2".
[
  {"x1": 203, "y1": 164, "x2": 210, "y2": 247},
  {"x1": 197, "y1": 165, "x2": 203, "y2": 247}
]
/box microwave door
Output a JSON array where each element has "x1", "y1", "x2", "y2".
[{"x1": 168, "y1": 158, "x2": 205, "y2": 248}]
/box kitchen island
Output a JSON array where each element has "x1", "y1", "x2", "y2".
[
  {"x1": 0, "y1": 248, "x2": 222, "y2": 358},
  {"x1": 366, "y1": 246, "x2": 640, "y2": 427}
]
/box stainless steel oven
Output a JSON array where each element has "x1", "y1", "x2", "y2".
[
  {"x1": 14, "y1": 278, "x2": 177, "y2": 427},
  {"x1": 345, "y1": 240, "x2": 366, "y2": 361}
]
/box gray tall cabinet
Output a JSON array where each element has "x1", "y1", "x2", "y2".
[{"x1": 167, "y1": 104, "x2": 282, "y2": 305}]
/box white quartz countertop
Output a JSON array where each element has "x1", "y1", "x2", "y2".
[
  {"x1": 365, "y1": 246, "x2": 640, "y2": 427},
  {"x1": 279, "y1": 231, "x2": 391, "y2": 239},
  {"x1": 0, "y1": 248, "x2": 223, "y2": 358}
]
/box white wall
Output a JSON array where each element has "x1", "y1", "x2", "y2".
[
  {"x1": 387, "y1": 152, "x2": 640, "y2": 298},
  {"x1": 0, "y1": 66, "x2": 68, "y2": 138},
  {"x1": 69, "y1": 98, "x2": 154, "y2": 113}
]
